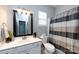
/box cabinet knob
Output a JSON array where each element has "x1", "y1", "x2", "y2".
[
  {"x1": 6, "y1": 53, "x2": 8, "y2": 54},
  {"x1": 26, "y1": 53, "x2": 29, "y2": 54}
]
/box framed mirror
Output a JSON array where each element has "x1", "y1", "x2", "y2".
[{"x1": 13, "y1": 10, "x2": 33, "y2": 37}]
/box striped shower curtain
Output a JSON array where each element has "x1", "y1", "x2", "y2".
[{"x1": 50, "y1": 7, "x2": 79, "y2": 54}]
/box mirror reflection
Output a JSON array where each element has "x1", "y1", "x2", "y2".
[{"x1": 13, "y1": 10, "x2": 33, "y2": 37}]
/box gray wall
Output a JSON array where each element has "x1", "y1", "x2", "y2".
[
  {"x1": 55, "y1": 5, "x2": 79, "y2": 15},
  {"x1": 0, "y1": 5, "x2": 55, "y2": 37}
]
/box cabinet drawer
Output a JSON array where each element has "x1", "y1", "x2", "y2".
[
  {"x1": 13, "y1": 42, "x2": 41, "y2": 53},
  {"x1": 28, "y1": 46, "x2": 41, "y2": 54},
  {"x1": 18, "y1": 46, "x2": 41, "y2": 54},
  {"x1": 0, "y1": 48, "x2": 15, "y2": 54}
]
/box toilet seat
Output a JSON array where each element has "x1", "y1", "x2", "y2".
[{"x1": 44, "y1": 43, "x2": 55, "y2": 53}]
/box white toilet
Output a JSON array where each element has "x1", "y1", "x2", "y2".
[{"x1": 40, "y1": 34, "x2": 55, "y2": 54}]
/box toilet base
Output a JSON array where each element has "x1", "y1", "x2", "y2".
[
  {"x1": 43, "y1": 49, "x2": 56, "y2": 54},
  {"x1": 41, "y1": 43, "x2": 55, "y2": 54}
]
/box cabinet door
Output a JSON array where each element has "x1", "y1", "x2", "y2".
[
  {"x1": 18, "y1": 46, "x2": 41, "y2": 54},
  {"x1": 0, "y1": 48, "x2": 15, "y2": 54},
  {"x1": 14, "y1": 42, "x2": 42, "y2": 54},
  {"x1": 28, "y1": 46, "x2": 41, "y2": 54},
  {"x1": 0, "y1": 50, "x2": 9, "y2": 54}
]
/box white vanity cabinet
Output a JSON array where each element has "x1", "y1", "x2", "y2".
[
  {"x1": 0, "y1": 36, "x2": 42, "y2": 54},
  {"x1": 16, "y1": 42, "x2": 41, "y2": 54}
]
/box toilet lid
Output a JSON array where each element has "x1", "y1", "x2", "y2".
[{"x1": 44, "y1": 43, "x2": 55, "y2": 53}]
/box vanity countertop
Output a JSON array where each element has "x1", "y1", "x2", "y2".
[{"x1": 0, "y1": 36, "x2": 42, "y2": 51}]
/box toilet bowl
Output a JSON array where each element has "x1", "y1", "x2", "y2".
[
  {"x1": 44, "y1": 43, "x2": 55, "y2": 54},
  {"x1": 40, "y1": 34, "x2": 55, "y2": 54}
]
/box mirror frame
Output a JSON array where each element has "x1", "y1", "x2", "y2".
[{"x1": 13, "y1": 10, "x2": 33, "y2": 37}]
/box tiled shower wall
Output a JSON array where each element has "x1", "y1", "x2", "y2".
[{"x1": 50, "y1": 7, "x2": 79, "y2": 54}]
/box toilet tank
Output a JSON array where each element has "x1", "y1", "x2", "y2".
[{"x1": 40, "y1": 34, "x2": 48, "y2": 43}]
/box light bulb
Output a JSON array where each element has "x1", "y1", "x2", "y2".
[
  {"x1": 22, "y1": 10, "x2": 27, "y2": 14},
  {"x1": 16, "y1": 8, "x2": 22, "y2": 14}
]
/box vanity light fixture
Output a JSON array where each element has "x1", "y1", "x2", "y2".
[
  {"x1": 22, "y1": 9, "x2": 27, "y2": 14},
  {"x1": 16, "y1": 8, "x2": 32, "y2": 15},
  {"x1": 16, "y1": 8, "x2": 22, "y2": 14}
]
